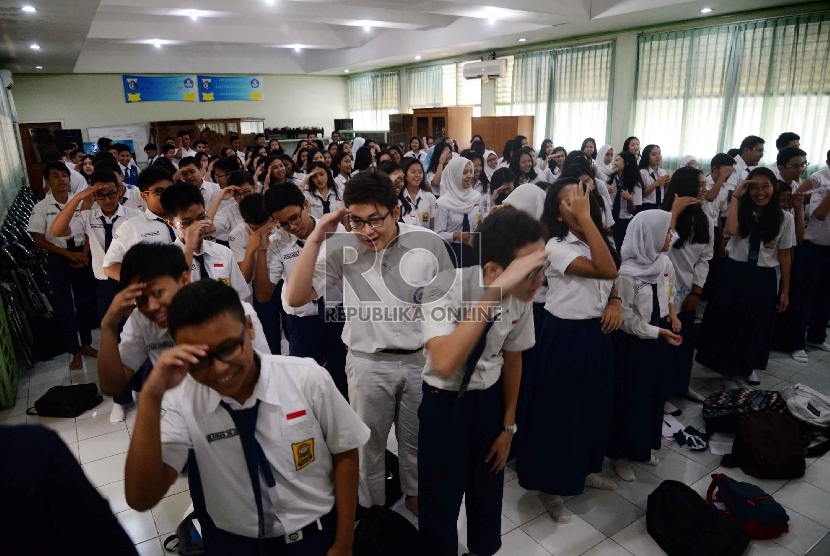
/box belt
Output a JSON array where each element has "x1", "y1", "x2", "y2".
[
  {"x1": 281, "y1": 517, "x2": 325, "y2": 544},
  {"x1": 378, "y1": 347, "x2": 423, "y2": 355}
]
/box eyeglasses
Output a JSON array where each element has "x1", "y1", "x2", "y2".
[
  {"x1": 148, "y1": 188, "x2": 167, "y2": 196},
  {"x1": 177, "y1": 213, "x2": 209, "y2": 229},
  {"x1": 277, "y1": 211, "x2": 303, "y2": 229},
  {"x1": 191, "y1": 329, "x2": 247, "y2": 372},
  {"x1": 752, "y1": 147, "x2": 765, "y2": 154},
  {"x1": 785, "y1": 161, "x2": 809, "y2": 170},
  {"x1": 214, "y1": 172, "x2": 229, "y2": 180},
  {"x1": 233, "y1": 188, "x2": 254, "y2": 199},
  {"x1": 93, "y1": 192, "x2": 119, "y2": 201},
  {"x1": 349, "y1": 211, "x2": 391, "y2": 229}
]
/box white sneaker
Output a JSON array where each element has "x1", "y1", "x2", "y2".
[
  {"x1": 747, "y1": 371, "x2": 760, "y2": 386},
  {"x1": 792, "y1": 350, "x2": 809, "y2": 364},
  {"x1": 685, "y1": 388, "x2": 706, "y2": 403},
  {"x1": 645, "y1": 454, "x2": 660, "y2": 466},
  {"x1": 806, "y1": 341, "x2": 830, "y2": 352},
  {"x1": 538, "y1": 493, "x2": 573, "y2": 524},
  {"x1": 110, "y1": 404, "x2": 126, "y2": 423},
  {"x1": 613, "y1": 459, "x2": 636, "y2": 482},
  {"x1": 664, "y1": 401, "x2": 681, "y2": 415}
]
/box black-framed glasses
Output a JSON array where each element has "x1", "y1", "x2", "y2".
[
  {"x1": 233, "y1": 188, "x2": 255, "y2": 199},
  {"x1": 349, "y1": 211, "x2": 391, "y2": 229},
  {"x1": 191, "y1": 328, "x2": 247, "y2": 372},
  {"x1": 93, "y1": 192, "x2": 119, "y2": 201},
  {"x1": 148, "y1": 188, "x2": 167, "y2": 196},
  {"x1": 785, "y1": 161, "x2": 809, "y2": 170},
  {"x1": 276, "y1": 211, "x2": 303, "y2": 229}
]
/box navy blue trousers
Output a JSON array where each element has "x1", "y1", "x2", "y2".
[
  {"x1": 418, "y1": 380, "x2": 504, "y2": 556},
  {"x1": 253, "y1": 284, "x2": 282, "y2": 355},
  {"x1": 47, "y1": 252, "x2": 96, "y2": 354},
  {"x1": 791, "y1": 241, "x2": 830, "y2": 351},
  {"x1": 285, "y1": 312, "x2": 348, "y2": 401},
  {"x1": 664, "y1": 309, "x2": 697, "y2": 398},
  {"x1": 207, "y1": 511, "x2": 337, "y2": 555}
]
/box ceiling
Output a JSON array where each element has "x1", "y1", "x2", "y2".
[{"x1": 0, "y1": 0, "x2": 821, "y2": 76}]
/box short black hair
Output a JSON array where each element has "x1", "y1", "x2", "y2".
[
  {"x1": 137, "y1": 166, "x2": 173, "y2": 192},
  {"x1": 379, "y1": 161, "x2": 402, "y2": 175},
  {"x1": 255, "y1": 133, "x2": 266, "y2": 140},
  {"x1": 739, "y1": 135, "x2": 765, "y2": 152},
  {"x1": 121, "y1": 243, "x2": 189, "y2": 285},
  {"x1": 710, "y1": 153, "x2": 737, "y2": 168},
  {"x1": 43, "y1": 160, "x2": 70, "y2": 179},
  {"x1": 144, "y1": 143, "x2": 157, "y2": 152},
  {"x1": 69, "y1": 149, "x2": 83, "y2": 160},
  {"x1": 193, "y1": 140, "x2": 207, "y2": 148},
  {"x1": 168, "y1": 279, "x2": 247, "y2": 340},
  {"x1": 115, "y1": 143, "x2": 131, "y2": 154},
  {"x1": 239, "y1": 193, "x2": 269, "y2": 225},
  {"x1": 775, "y1": 132, "x2": 800, "y2": 151},
  {"x1": 263, "y1": 183, "x2": 305, "y2": 213},
  {"x1": 777, "y1": 147, "x2": 807, "y2": 167},
  {"x1": 96, "y1": 137, "x2": 112, "y2": 150},
  {"x1": 178, "y1": 156, "x2": 197, "y2": 169},
  {"x1": 343, "y1": 169, "x2": 397, "y2": 212},
  {"x1": 89, "y1": 169, "x2": 118, "y2": 187},
  {"x1": 229, "y1": 135, "x2": 240, "y2": 142},
  {"x1": 162, "y1": 144, "x2": 176, "y2": 155},
  {"x1": 176, "y1": 130, "x2": 190, "y2": 138},
  {"x1": 228, "y1": 170, "x2": 255, "y2": 188},
  {"x1": 213, "y1": 156, "x2": 241, "y2": 175},
  {"x1": 42, "y1": 149, "x2": 63, "y2": 162},
  {"x1": 94, "y1": 157, "x2": 122, "y2": 175},
  {"x1": 160, "y1": 182, "x2": 205, "y2": 218},
  {"x1": 778, "y1": 180, "x2": 793, "y2": 195},
  {"x1": 473, "y1": 207, "x2": 547, "y2": 269}
]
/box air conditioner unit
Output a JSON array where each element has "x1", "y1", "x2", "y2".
[{"x1": 462, "y1": 59, "x2": 507, "y2": 80}]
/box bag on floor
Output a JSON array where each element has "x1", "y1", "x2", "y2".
[
  {"x1": 26, "y1": 383, "x2": 102, "y2": 418},
  {"x1": 352, "y1": 505, "x2": 422, "y2": 556},
  {"x1": 730, "y1": 412, "x2": 805, "y2": 479},
  {"x1": 647, "y1": 480, "x2": 750, "y2": 556},
  {"x1": 702, "y1": 389, "x2": 786, "y2": 433},
  {"x1": 385, "y1": 450, "x2": 403, "y2": 507},
  {"x1": 163, "y1": 512, "x2": 204, "y2": 555},
  {"x1": 781, "y1": 384, "x2": 830, "y2": 430},
  {"x1": 706, "y1": 473, "x2": 789, "y2": 539}
]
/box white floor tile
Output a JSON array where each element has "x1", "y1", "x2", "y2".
[
  {"x1": 764, "y1": 360, "x2": 803, "y2": 380},
  {"x1": 611, "y1": 516, "x2": 666, "y2": 556},
  {"x1": 0, "y1": 399, "x2": 28, "y2": 420},
  {"x1": 134, "y1": 537, "x2": 164, "y2": 556},
  {"x1": 743, "y1": 540, "x2": 797, "y2": 555},
  {"x1": 76, "y1": 396, "x2": 115, "y2": 421},
  {"x1": 803, "y1": 359, "x2": 830, "y2": 377},
  {"x1": 116, "y1": 508, "x2": 158, "y2": 544},
  {"x1": 609, "y1": 466, "x2": 664, "y2": 511},
  {"x1": 78, "y1": 428, "x2": 130, "y2": 464},
  {"x1": 501, "y1": 478, "x2": 546, "y2": 527},
  {"x1": 804, "y1": 458, "x2": 830, "y2": 494},
  {"x1": 789, "y1": 372, "x2": 830, "y2": 394},
  {"x1": 151, "y1": 491, "x2": 193, "y2": 537},
  {"x1": 25, "y1": 411, "x2": 75, "y2": 429},
  {"x1": 775, "y1": 481, "x2": 830, "y2": 529},
  {"x1": 66, "y1": 442, "x2": 80, "y2": 461},
  {"x1": 664, "y1": 440, "x2": 722, "y2": 471},
  {"x1": 522, "y1": 513, "x2": 604, "y2": 556},
  {"x1": 50, "y1": 419, "x2": 78, "y2": 445},
  {"x1": 97, "y1": 480, "x2": 130, "y2": 515},
  {"x1": 0, "y1": 415, "x2": 27, "y2": 425},
  {"x1": 581, "y1": 538, "x2": 635, "y2": 556},
  {"x1": 81, "y1": 452, "x2": 128, "y2": 488},
  {"x1": 635, "y1": 446, "x2": 710, "y2": 486},
  {"x1": 75, "y1": 412, "x2": 127, "y2": 441},
  {"x1": 504, "y1": 463, "x2": 518, "y2": 484},
  {"x1": 27, "y1": 376, "x2": 72, "y2": 398},
  {"x1": 165, "y1": 474, "x2": 190, "y2": 498},
  {"x1": 125, "y1": 406, "x2": 138, "y2": 428},
  {"x1": 752, "y1": 371, "x2": 784, "y2": 391},
  {"x1": 494, "y1": 527, "x2": 551, "y2": 556},
  {"x1": 565, "y1": 489, "x2": 644, "y2": 537},
  {"x1": 457, "y1": 511, "x2": 517, "y2": 549},
  {"x1": 772, "y1": 506, "x2": 829, "y2": 556}
]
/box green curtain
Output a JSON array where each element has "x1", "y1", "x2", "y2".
[{"x1": 348, "y1": 72, "x2": 400, "y2": 131}]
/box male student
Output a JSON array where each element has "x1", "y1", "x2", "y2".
[
  {"x1": 208, "y1": 170, "x2": 254, "y2": 244},
  {"x1": 103, "y1": 166, "x2": 176, "y2": 281},
  {"x1": 97, "y1": 244, "x2": 271, "y2": 413},
  {"x1": 777, "y1": 147, "x2": 808, "y2": 189},
  {"x1": 254, "y1": 184, "x2": 348, "y2": 399},
  {"x1": 174, "y1": 130, "x2": 197, "y2": 161},
  {"x1": 124, "y1": 279, "x2": 367, "y2": 554},
  {"x1": 160, "y1": 182, "x2": 251, "y2": 302},
  {"x1": 229, "y1": 135, "x2": 245, "y2": 163},
  {"x1": 161, "y1": 144, "x2": 179, "y2": 169},
  {"x1": 211, "y1": 155, "x2": 240, "y2": 192},
  {"x1": 419, "y1": 208, "x2": 547, "y2": 556},
  {"x1": 116, "y1": 144, "x2": 140, "y2": 188},
  {"x1": 144, "y1": 143, "x2": 159, "y2": 166},
  {"x1": 42, "y1": 149, "x2": 88, "y2": 195},
  {"x1": 193, "y1": 140, "x2": 208, "y2": 153},
  {"x1": 702, "y1": 153, "x2": 737, "y2": 302},
  {"x1": 255, "y1": 133, "x2": 267, "y2": 148},
  {"x1": 767, "y1": 132, "x2": 801, "y2": 179},
  {"x1": 27, "y1": 161, "x2": 97, "y2": 370},
  {"x1": 93, "y1": 157, "x2": 145, "y2": 212},
  {"x1": 178, "y1": 156, "x2": 220, "y2": 208},
  {"x1": 285, "y1": 169, "x2": 454, "y2": 513}
]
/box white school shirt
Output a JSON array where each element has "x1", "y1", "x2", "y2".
[
  {"x1": 175, "y1": 147, "x2": 198, "y2": 160},
  {"x1": 304, "y1": 189, "x2": 345, "y2": 220},
  {"x1": 767, "y1": 163, "x2": 801, "y2": 189},
  {"x1": 810, "y1": 164, "x2": 830, "y2": 181},
  {"x1": 334, "y1": 174, "x2": 348, "y2": 194},
  {"x1": 422, "y1": 265, "x2": 535, "y2": 391},
  {"x1": 611, "y1": 175, "x2": 643, "y2": 220},
  {"x1": 43, "y1": 169, "x2": 89, "y2": 196},
  {"x1": 425, "y1": 172, "x2": 441, "y2": 197},
  {"x1": 65, "y1": 205, "x2": 143, "y2": 280},
  {"x1": 268, "y1": 224, "x2": 325, "y2": 318},
  {"x1": 120, "y1": 187, "x2": 145, "y2": 212},
  {"x1": 640, "y1": 168, "x2": 668, "y2": 204},
  {"x1": 198, "y1": 180, "x2": 220, "y2": 209},
  {"x1": 434, "y1": 195, "x2": 485, "y2": 243},
  {"x1": 103, "y1": 209, "x2": 177, "y2": 268},
  {"x1": 399, "y1": 189, "x2": 437, "y2": 229},
  {"x1": 236, "y1": 150, "x2": 246, "y2": 164},
  {"x1": 666, "y1": 220, "x2": 715, "y2": 307},
  {"x1": 617, "y1": 259, "x2": 676, "y2": 340},
  {"x1": 312, "y1": 223, "x2": 454, "y2": 353},
  {"x1": 119, "y1": 301, "x2": 270, "y2": 372},
  {"x1": 213, "y1": 203, "x2": 243, "y2": 242},
  {"x1": 403, "y1": 150, "x2": 427, "y2": 163},
  {"x1": 27, "y1": 193, "x2": 86, "y2": 249},
  {"x1": 722, "y1": 155, "x2": 753, "y2": 217},
  {"x1": 704, "y1": 175, "x2": 728, "y2": 224},
  {"x1": 228, "y1": 222, "x2": 281, "y2": 285},
  {"x1": 726, "y1": 210, "x2": 796, "y2": 268},
  {"x1": 804, "y1": 182, "x2": 830, "y2": 246},
  {"x1": 177, "y1": 239, "x2": 251, "y2": 302},
  {"x1": 159, "y1": 353, "x2": 370, "y2": 538},
  {"x1": 544, "y1": 233, "x2": 614, "y2": 320}
]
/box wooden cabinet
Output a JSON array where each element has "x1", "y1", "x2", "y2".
[
  {"x1": 150, "y1": 118, "x2": 265, "y2": 156},
  {"x1": 411, "y1": 107, "x2": 472, "y2": 145},
  {"x1": 471, "y1": 116, "x2": 535, "y2": 154},
  {"x1": 388, "y1": 114, "x2": 414, "y2": 148}
]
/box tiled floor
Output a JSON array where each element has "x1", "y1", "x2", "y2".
[{"x1": 3, "y1": 330, "x2": 830, "y2": 556}]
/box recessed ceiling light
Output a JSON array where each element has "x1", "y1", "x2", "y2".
[
  {"x1": 35, "y1": 66, "x2": 42, "y2": 69},
  {"x1": 152, "y1": 40, "x2": 162, "y2": 48},
  {"x1": 518, "y1": 38, "x2": 527, "y2": 42},
  {"x1": 415, "y1": 55, "x2": 422, "y2": 60},
  {"x1": 344, "y1": 69, "x2": 349, "y2": 73},
  {"x1": 188, "y1": 10, "x2": 198, "y2": 20},
  {"x1": 700, "y1": 7, "x2": 713, "y2": 13},
  {"x1": 363, "y1": 25, "x2": 371, "y2": 32},
  {"x1": 30, "y1": 43, "x2": 40, "y2": 50},
  {"x1": 21, "y1": 5, "x2": 36, "y2": 12},
  {"x1": 265, "y1": 0, "x2": 275, "y2": 4},
  {"x1": 294, "y1": 45, "x2": 301, "y2": 52}
]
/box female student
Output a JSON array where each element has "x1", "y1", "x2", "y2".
[
  {"x1": 268, "y1": 138, "x2": 284, "y2": 155},
  {"x1": 610, "y1": 151, "x2": 644, "y2": 249},
  {"x1": 195, "y1": 152, "x2": 210, "y2": 180},
  {"x1": 509, "y1": 149, "x2": 544, "y2": 185},
  {"x1": 426, "y1": 141, "x2": 453, "y2": 196},
  {"x1": 595, "y1": 145, "x2": 615, "y2": 184},
  {"x1": 404, "y1": 136, "x2": 427, "y2": 162},
  {"x1": 696, "y1": 167, "x2": 795, "y2": 384},
  {"x1": 550, "y1": 147, "x2": 566, "y2": 181},
  {"x1": 434, "y1": 157, "x2": 484, "y2": 267},
  {"x1": 680, "y1": 155, "x2": 698, "y2": 169},
  {"x1": 623, "y1": 137, "x2": 641, "y2": 162},
  {"x1": 538, "y1": 139, "x2": 554, "y2": 171},
  {"x1": 487, "y1": 168, "x2": 517, "y2": 213},
  {"x1": 332, "y1": 152, "x2": 352, "y2": 193},
  {"x1": 499, "y1": 140, "x2": 514, "y2": 168},
  {"x1": 661, "y1": 168, "x2": 714, "y2": 405},
  {"x1": 303, "y1": 161, "x2": 345, "y2": 219},
  {"x1": 398, "y1": 158, "x2": 436, "y2": 229},
  {"x1": 517, "y1": 178, "x2": 622, "y2": 524},
  {"x1": 352, "y1": 146, "x2": 374, "y2": 175},
  {"x1": 639, "y1": 144, "x2": 670, "y2": 211},
  {"x1": 464, "y1": 151, "x2": 491, "y2": 208},
  {"x1": 581, "y1": 137, "x2": 598, "y2": 160},
  {"x1": 607, "y1": 210, "x2": 682, "y2": 482},
  {"x1": 484, "y1": 150, "x2": 499, "y2": 182},
  {"x1": 77, "y1": 155, "x2": 95, "y2": 183}
]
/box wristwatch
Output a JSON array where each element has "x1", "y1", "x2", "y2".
[{"x1": 503, "y1": 424, "x2": 518, "y2": 434}]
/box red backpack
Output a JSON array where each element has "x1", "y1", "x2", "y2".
[{"x1": 706, "y1": 473, "x2": 790, "y2": 540}]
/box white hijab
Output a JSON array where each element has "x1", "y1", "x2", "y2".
[
  {"x1": 595, "y1": 144, "x2": 614, "y2": 177},
  {"x1": 503, "y1": 183, "x2": 545, "y2": 220},
  {"x1": 436, "y1": 157, "x2": 481, "y2": 214},
  {"x1": 619, "y1": 210, "x2": 674, "y2": 315},
  {"x1": 352, "y1": 137, "x2": 365, "y2": 156},
  {"x1": 483, "y1": 150, "x2": 498, "y2": 180},
  {"x1": 680, "y1": 155, "x2": 697, "y2": 168}
]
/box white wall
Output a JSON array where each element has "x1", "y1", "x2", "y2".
[{"x1": 12, "y1": 73, "x2": 349, "y2": 140}]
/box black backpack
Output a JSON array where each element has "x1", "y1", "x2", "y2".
[
  {"x1": 702, "y1": 389, "x2": 786, "y2": 433},
  {"x1": 385, "y1": 450, "x2": 403, "y2": 507},
  {"x1": 729, "y1": 412, "x2": 805, "y2": 480},
  {"x1": 163, "y1": 512, "x2": 205, "y2": 555},
  {"x1": 26, "y1": 383, "x2": 102, "y2": 418},
  {"x1": 353, "y1": 505, "x2": 422, "y2": 556},
  {"x1": 647, "y1": 480, "x2": 750, "y2": 556}
]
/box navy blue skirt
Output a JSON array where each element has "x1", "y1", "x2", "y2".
[
  {"x1": 695, "y1": 258, "x2": 778, "y2": 377},
  {"x1": 606, "y1": 331, "x2": 666, "y2": 462},
  {"x1": 517, "y1": 313, "x2": 615, "y2": 496},
  {"x1": 664, "y1": 309, "x2": 697, "y2": 398}
]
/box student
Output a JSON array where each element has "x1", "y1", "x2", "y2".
[
  {"x1": 462, "y1": 150, "x2": 491, "y2": 207},
  {"x1": 210, "y1": 155, "x2": 239, "y2": 193},
  {"x1": 174, "y1": 130, "x2": 197, "y2": 161},
  {"x1": 550, "y1": 147, "x2": 567, "y2": 179},
  {"x1": 419, "y1": 208, "x2": 547, "y2": 556},
  {"x1": 398, "y1": 158, "x2": 436, "y2": 229},
  {"x1": 255, "y1": 185, "x2": 348, "y2": 399},
  {"x1": 426, "y1": 141, "x2": 453, "y2": 196},
  {"x1": 228, "y1": 134, "x2": 245, "y2": 162},
  {"x1": 608, "y1": 210, "x2": 682, "y2": 481},
  {"x1": 623, "y1": 136, "x2": 641, "y2": 162},
  {"x1": 660, "y1": 168, "x2": 714, "y2": 406},
  {"x1": 116, "y1": 144, "x2": 139, "y2": 188},
  {"x1": 487, "y1": 168, "x2": 518, "y2": 211},
  {"x1": 352, "y1": 147, "x2": 374, "y2": 176},
  {"x1": 509, "y1": 149, "x2": 544, "y2": 186},
  {"x1": 434, "y1": 157, "x2": 485, "y2": 268},
  {"x1": 767, "y1": 132, "x2": 801, "y2": 178},
  {"x1": 158, "y1": 144, "x2": 179, "y2": 170},
  {"x1": 725, "y1": 136, "x2": 766, "y2": 202},
  {"x1": 160, "y1": 182, "x2": 251, "y2": 302},
  {"x1": 207, "y1": 170, "x2": 254, "y2": 245},
  {"x1": 329, "y1": 130, "x2": 340, "y2": 145},
  {"x1": 483, "y1": 149, "x2": 499, "y2": 182},
  {"x1": 595, "y1": 144, "x2": 615, "y2": 184},
  {"x1": 701, "y1": 153, "x2": 737, "y2": 303},
  {"x1": 27, "y1": 161, "x2": 97, "y2": 371},
  {"x1": 776, "y1": 147, "x2": 808, "y2": 190},
  {"x1": 144, "y1": 143, "x2": 159, "y2": 166},
  {"x1": 638, "y1": 144, "x2": 670, "y2": 210},
  {"x1": 76, "y1": 154, "x2": 95, "y2": 183},
  {"x1": 303, "y1": 161, "x2": 345, "y2": 219},
  {"x1": 332, "y1": 152, "x2": 352, "y2": 193},
  {"x1": 561, "y1": 164, "x2": 614, "y2": 230},
  {"x1": 696, "y1": 167, "x2": 795, "y2": 384},
  {"x1": 284, "y1": 170, "x2": 454, "y2": 513},
  {"x1": 178, "y1": 156, "x2": 220, "y2": 209},
  {"x1": 42, "y1": 149, "x2": 89, "y2": 196},
  {"x1": 404, "y1": 136, "x2": 427, "y2": 162},
  {"x1": 255, "y1": 132, "x2": 267, "y2": 148},
  {"x1": 94, "y1": 157, "x2": 144, "y2": 212},
  {"x1": 193, "y1": 140, "x2": 208, "y2": 153},
  {"x1": 517, "y1": 178, "x2": 621, "y2": 523},
  {"x1": 379, "y1": 161, "x2": 404, "y2": 197},
  {"x1": 581, "y1": 137, "x2": 598, "y2": 160},
  {"x1": 103, "y1": 167, "x2": 176, "y2": 280},
  {"x1": 680, "y1": 155, "x2": 698, "y2": 169},
  {"x1": 537, "y1": 140, "x2": 554, "y2": 171},
  {"x1": 610, "y1": 151, "x2": 644, "y2": 248}
]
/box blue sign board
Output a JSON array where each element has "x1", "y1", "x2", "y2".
[
  {"x1": 197, "y1": 75, "x2": 265, "y2": 101},
  {"x1": 122, "y1": 75, "x2": 198, "y2": 103}
]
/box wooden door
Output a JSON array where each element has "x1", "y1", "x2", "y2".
[{"x1": 18, "y1": 122, "x2": 62, "y2": 198}]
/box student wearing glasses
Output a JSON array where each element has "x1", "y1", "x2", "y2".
[
  {"x1": 722, "y1": 136, "x2": 766, "y2": 214},
  {"x1": 208, "y1": 171, "x2": 256, "y2": 245},
  {"x1": 285, "y1": 169, "x2": 453, "y2": 515},
  {"x1": 767, "y1": 132, "x2": 801, "y2": 180},
  {"x1": 776, "y1": 147, "x2": 808, "y2": 190}
]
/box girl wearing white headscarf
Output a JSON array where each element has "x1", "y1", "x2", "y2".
[
  {"x1": 595, "y1": 144, "x2": 615, "y2": 184},
  {"x1": 606, "y1": 210, "x2": 682, "y2": 483},
  {"x1": 483, "y1": 150, "x2": 499, "y2": 181},
  {"x1": 679, "y1": 155, "x2": 698, "y2": 169},
  {"x1": 434, "y1": 157, "x2": 484, "y2": 267}
]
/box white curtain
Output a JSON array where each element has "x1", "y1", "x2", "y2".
[
  {"x1": 408, "y1": 66, "x2": 443, "y2": 110},
  {"x1": 348, "y1": 72, "x2": 400, "y2": 131},
  {"x1": 634, "y1": 13, "x2": 830, "y2": 171}
]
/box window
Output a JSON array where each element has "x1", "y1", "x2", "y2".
[
  {"x1": 442, "y1": 62, "x2": 482, "y2": 117},
  {"x1": 408, "y1": 65, "x2": 442, "y2": 110},
  {"x1": 348, "y1": 72, "x2": 400, "y2": 131}
]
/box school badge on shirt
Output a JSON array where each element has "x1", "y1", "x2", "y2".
[
  {"x1": 219, "y1": 278, "x2": 231, "y2": 286},
  {"x1": 292, "y1": 439, "x2": 315, "y2": 470},
  {"x1": 420, "y1": 211, "x2": 429, "y2": 223}
]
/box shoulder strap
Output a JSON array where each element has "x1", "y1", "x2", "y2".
[
  {"x1": 804, "y1": 438, "x2": 830, "y2": 458},
  {"x1": 163, "y1": 534, "x2": 179, "y2": 552}
]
